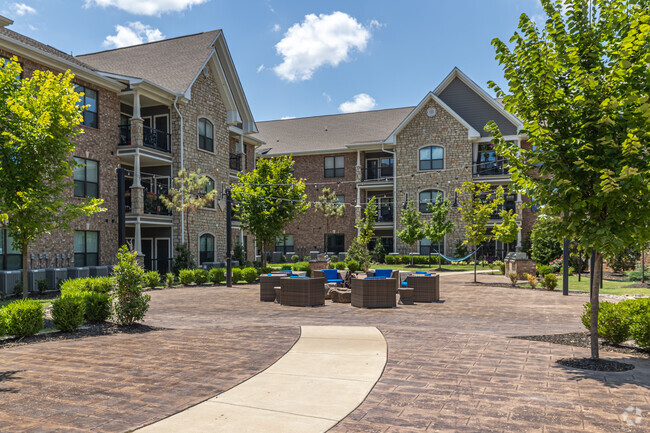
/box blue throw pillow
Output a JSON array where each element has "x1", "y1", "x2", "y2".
[
  {"x1": 267, "y1": 273, "x2": 273, "y2": 276},
  {"x1": 374, "y1": 269, "x2": 393, "y2": 278},
  {"x1": 401, "y1": 281, "x2": 408, "y2": 286},
  {"x1": 425, "y1": 273, "x2": 432, "y2": 276}
]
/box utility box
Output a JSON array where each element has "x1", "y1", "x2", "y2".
[
  {"x1": 89, "y1": 266, "x2": 110, "y2": 277},
  {"x1": 67, "y1": 267, "x2": 90, "y2": 280},
  {"x1": 45, "y1": 268, "x2": 68, "y2": 291},
  {"x1": 0, "y1": 270, "x2": 22, "y2": 295},
  {"x1": 28, "y1": 269, "x2": 47, "y2": 293}
]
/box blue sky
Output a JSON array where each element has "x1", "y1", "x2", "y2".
[{"x1": 1, "y1": 0, "x2": 544, "y2": 121}]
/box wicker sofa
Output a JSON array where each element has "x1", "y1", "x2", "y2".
[
  {"x1": 279, "y1": 277, "x2": 326, "y2": 307},
  {"x1": 259, "y1": 274, "x2": 286, "y2": 301},
  {"x1": 351, "y1": 277, "x2": 397, "y2": 308},
  {"x1": 405, "y1": 274, "x2": 440, "y2": 302}
]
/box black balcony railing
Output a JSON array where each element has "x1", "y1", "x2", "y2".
[
  {"x1": 119, "y1": 124, "x2": 131, "y2": 146},
  {"x1": 230, "y1": 153, "x2": 242, "y2": 171},
  {"x1": 118, "y1": 125, "x2": 171, "y2": 154},
  {"x1": 144, "y1": 193, "x2": 172, "y2": 216},
  {"x1": 362, "y1": 166, "x2": 394, "y2": 182},
  {"x1": 374, "y1": 204, "x2": 393, "y2": 223},
  {"x1": 474, "y1": 159, "x2": 508, "y2": 176}
]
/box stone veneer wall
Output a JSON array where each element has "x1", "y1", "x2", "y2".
[
  {"x1": 170, "y1": 70, "x2": 229, "y2": 263},
  {"x1": 394, "y1": 98, "x2": 473, "y2": 254},
  {"x1": 0, "y1": 49, "x2": 120, "y2": 268}
]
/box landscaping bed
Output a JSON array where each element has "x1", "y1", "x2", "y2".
[{"x1": 512, "y1": 331, "x2": 650, "y2": 359}]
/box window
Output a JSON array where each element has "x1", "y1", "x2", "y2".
[
  {"x1": 73, "y1": 157, "x2": 99, "y2": 198},
  {"x1": 74, "y1": 231, "x2": 98, "y2": 267},
  {"x1": 324, "y1": 156, "x2": 344, "y2": 178},
  {"x1": 198, "y1": 118, "x2": 214, "y2": 152},
  {"x1": 419, "y1": 146, "x2": 444, "y2": 170},
  {"x1": 420, "y1": 238, "x2": 444, "y2": 256},
  {"x1": 419, "y1": 190, "x2": 443, "y2": 213},
  {"x1": 275, "y1": 235, "x2": 294, "y2": 254},
  {"x1": 201, "y1": 177, "x2": 215, "y2": 208},
  {"x1": 0, "y1": 229, "x2": 21, "y2": 270},
  {"x1": 476, "y1": 143, "x2": 506, "y2": 175},
  {"x1": 326, "y1": 234, "x2": 345, "y2": 254},
  {"x1": 74, "y1": 85, "x2": 98, "y2": 128},
  {"x1": 199, "y1": 234, "x2": 215, "y2": 264},
  {"x1": 336, "y1": 195, "x2": 345, "y2": 204}
]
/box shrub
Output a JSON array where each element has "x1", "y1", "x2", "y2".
[
  {"x1": 549, "y1": 258, "x2": 563, "y2": 273},
  {"x1": 499, "y1": 262, "x2": 506, "y2": 275},
  {"x1": 83, "y1": 292, "x2": 112, "y2": 323},
  {"x1": 346, "y1": 239, "x2": 368, "y2": 267},
  {"x1": 232, "y1": 268, "x2": 242, "y2": 283},
  {"x1": 242, "y1": 267, "x2": 258, "y2": 283},
  {"x1": 291, "y1": 262, "x2": 311, "y2": 277},
  {"x1": 258, "y1": 266, "x2": 273, "y2": 275},
  {"x1": 630, "y1": 310, "x2": 650, "y2": 349},
  {"x1": 37, "y1": 279, "x2": 48, "y2": 294},
  {"x1": 143, "y1": 271, "x2": 161, "y2": 289},
  {"x1": 385, "y1": 255, "x2": 396, "y2": 265},
  {"x1": 530, "y1": 218, "x2": 563, "y2": 265},
  {"x1": 291, "y1": 255, "x2": 300, "y2": 263},
  {"x1": 625, "y1": 263, "x2": 650, "y2": 281},
  {"x1": 0, "y1": 299, "x2": 43, "y2": 337},
  {"x1": 166, "y1": 272, "x2": 175, "y2": 287},
  {"x1": 568, "y1": 266, "x2": 575, "y2": 276},
  {"x1": 171, "y1": 243, "x2": 195, "y2": 275},
  {"x1": 334, "y1": 261, "x2": 346, "y2": 270},
  {"x1": 537, "y1": 265, "x2": 553, "y2": 276},
  {"x1": 541, "y1": 273, "x2": 558, "y2": 290},
  {"x1": 581, "y1": 301, "x2": 632, "y2": 344},
  {"x1": 179, "y1": 269, "x2": 194, "y2": 286},
  {"x1": 209, "y1": 268, "x2": 225, "y2": 284},
  {"x1": 60, "y1": 277, "x2": 115, "y2": 295},
  {"x1": 52, "y1": 296, "x2": 85, "y2": 331},
  {"x1": 281, "y1": 264, "x2": 292, "y2": 271},
  {"x1": 525, "y1": 273, "x2": 538, "y2": 289},
  {"x1": 330, "y1": 255, "x2": 338, "y2": 263},
  {"x1": 233, "y1": 242, "x2": 247, "y2": 267},
  {"x1": 113, "y1": 246, "x2": 150, "y2": 326},
  {"x1": 347, "y1": 260, "x2": 360, "y2": 273},
  {"x1": 280, "y1": 255, "x2": 286, "y2": 263},
  {"x1": 194, "y1": 269, "x2": 209, "y2": 285},
  {"x1": 606, "y1": 247, "x2": 641, "y2": 273},
  {"x1": 509, "y1": 272, "x2": 518, "y2": 286},
  {"x1": 13, "y1": 281, "x2": 22, "y2": 297},
  {"x1": 370, "y1": 242, "x2": 386, "y2": 264}
]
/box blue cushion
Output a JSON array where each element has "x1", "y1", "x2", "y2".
[
  {"x1": 267, "y1": 273, "x2": 273, "y2": 276},
  {"x1": 401, "y1": 281, "x2": 408, "y2": 286},
  {"x1": 415, "y1": 271, "x2": 427, "y2": 274},
  {"x1": 365, "y1": 276, "x2": 386, "y2": 280},
  {"x1": 425, "y1": 273, "x2": 432, "y2": 276},
  {"x1": 374, "y1": 269, "x2": 393, "y2": 278},
  {"x1": 328, "y1": 278, "x2": 343, "y2": 283},
  {"x1": 278, "y1": 270, "x2": 293, "y2": 274},
  {"x1": 290, "y1": 276, "x2": 310, "y2": 279},
  {"x1": 322, "y1": 269, "x2": 338, "y2": 281}
]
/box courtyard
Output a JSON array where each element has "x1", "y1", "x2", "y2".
[{"x1": 1, "y1": 273, "x2": 648, "y2": 432}]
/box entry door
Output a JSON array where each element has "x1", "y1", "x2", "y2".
[
  {"x1": 141, "y1": 239, "x2": 153, "y2": 271},
  {"x1": 154, "y1": 115, "x2": 169, "y2": 150},
  {"x1": 156, "y1": 239, "x2": 170, "y2": 274},
  {"x1": 366, "y1": 159, "x2": 378, "y2": 180}
]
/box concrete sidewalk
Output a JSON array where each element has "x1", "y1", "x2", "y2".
[{"x1": 135, "y1": 326, "x2": 387, "y2": 433}]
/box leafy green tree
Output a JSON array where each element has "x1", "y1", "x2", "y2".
[
  {"x1": 113, "y1": 245, "x2": 150, "y2": 326},
  {"x1": 232, "y1": 156, "x2": 309, "y2": 266},
  {"x1": 314, "y1": 187, "x2": 345, "y2": 246},
  {"x1": 486, "y1": 0, "x2": 650, "y2": 359},
  {"x1": 456, "y1": 182, "x2": 504, "y2": 282},
  {"x1": 493, "y1": 209, "x2": 520, "y2": 258},
  {"x1": 422, "y1": 198, "x2": 455, "y2": 270},
  {"x1": 0, "y1": 59, "x2": 104, "y2": 298},
  {"x1": 529, "y1": 216, "x2": 563, "y2": 265},
  {"x1": 397, "y1": 199, "x2": 424, "y2": 265},
  {"x1": 160, "y1": 168, "x2": 217, "y2": 268},
  {"x1": 355, "y1": 196, "x2": 378, "y2": 271}
]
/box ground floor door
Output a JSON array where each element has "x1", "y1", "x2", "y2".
[
  {"x1": 141, "y1": 239, "x2": 153, "y2": 271},
  {"x1": 127, "y1": 237, "x2": 171, "y2": 273},
  {"x1": 156, "y1": 238, "x2": 170, "y2": 274}
]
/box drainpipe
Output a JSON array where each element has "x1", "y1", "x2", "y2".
[
  {"x1": 382, "y1": 143, "x2": 397, "y2": 253},
  {"x1": 173, "y1": 95, "x2": 185, "y2": 245}
]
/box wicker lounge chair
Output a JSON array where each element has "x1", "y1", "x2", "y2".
[
  {"x1": 405, "y1": 274, "x2": 440, "y2": 302},
  {"x1": 260, "y1": 274, "x2": 286, "y2": 301},
  {"x1": 314, "y1": 269, "x2": 344, "y2": 285},
  {"x1": 351, "y1": 277, "x2": 397, "y2": 308},
  {"x1": 279, "y1": 277, "x2": 326, "y2": 307}
]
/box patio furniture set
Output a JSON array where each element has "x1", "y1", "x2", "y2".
[{"x1": 260, "y1": 269, "x2": 440, "y2": 308}]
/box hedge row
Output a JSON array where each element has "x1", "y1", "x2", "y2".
[{"x1": 581, "y1": 299, "x2": 650, "y2": 347}]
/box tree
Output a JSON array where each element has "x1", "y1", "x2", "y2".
[
  {"x1": 0, "y1": 59, "x2": 104, "y2": 298},
  {"x1": 422, "y1": 198, "x2": 455, "y2": 270},
  {"x1": 486, "y1": 0, "x2": 650, "y2": 360},
  {"x1": 355, "y1": 196, "x2": 377, "y2": 271},
  {"x1": 232, "y1": 156, "x2": 309, "y2": 266},
  {"x1": 456, "y1": 182, "x2": 504, "y2": 282},
  {"x1": 160, "y1": 168, "x2": 217, "y2": 268},
  {"x1": 313, "y1": 187, "x2": 345, "y2": 248},
  {"x1": 493, "y1": 209, "x2": 520, "y2": 258},
  {"x1": 397, "y1": 199, "x2": 424, "y2": 266},
  {"x1": 529, "y1": 216, "x2": 563, "y2": 265}
]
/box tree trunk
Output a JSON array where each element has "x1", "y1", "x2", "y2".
[
  {"x1": 21, "y1": 241, "x2": 29, "y2": 298},
  {"x1": 186, "y1": 212, "x2": 191, "y2": 268},
  {"x1": 473, "y1": 244, "x2": 477, "y2": 283},
  {"x1": 642, "y1": 249, "x2": 645, "y2": 284},
  {"x1": 437, "y1": 241, "x2": 442, "y2": 271},
  {"x1": 590, "y1": 250, "x2": 601, "y2": 360}
]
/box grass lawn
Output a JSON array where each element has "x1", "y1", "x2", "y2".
[
  {"x1": 0, "y1": 297, "x2": 55, "y2": 309},
  {"x1": 557, "y1": 275, "x2": 650, "y2": 296}
]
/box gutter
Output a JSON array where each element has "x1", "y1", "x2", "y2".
[
  {"x1": 381, "y1": 142, "x2": 398, "y2": 254},
  {"x1": 173, "y1": 95, "x2": 185, "y2": 245}
]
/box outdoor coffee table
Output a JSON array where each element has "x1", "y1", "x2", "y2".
[{"x1": 398, "y1": 287, "x2": 414, "y2": 305}]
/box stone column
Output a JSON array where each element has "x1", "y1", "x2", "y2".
[
  {"x1": 355, "y1": 150, "x2": 362, "y2": 235},
  {"x1": 130, "y1": 90, "x2": 144, "y2": 263}
]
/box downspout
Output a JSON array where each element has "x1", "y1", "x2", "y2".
[
  {"x1": 173, "y1": 95, "x2": 185, "y2": 245},
  {"x1": 382, "y1": 143, "x2": 397, "y2": 254}
]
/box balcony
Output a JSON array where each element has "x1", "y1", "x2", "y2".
[
  {"x1": 490, "y1": 197, "x2": 517, "y2": 220},
  {"x1": 362, "y1": 166, "x2": 394, "y2": 182},
  {"x1": 118, "y1": 124, "x2": 172, "y2": 154},
  {"x1": 372, "y1": 204, "x2": 393, "y2": 223},
  {"x1": 474, "y1": 159, "x2": 508, "y2": 177},
  {"x1": 230, "y1": 153, "x2": 242, "y2": 171},
  {"x1": 125, "y1": 192, "x2": 171, "y2": 216}
]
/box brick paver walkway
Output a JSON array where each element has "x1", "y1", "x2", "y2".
[{"x1": 1, "y1": 272, "x2": 648, "y2": 432}]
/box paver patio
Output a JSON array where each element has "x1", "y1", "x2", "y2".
[{"x1": 0, "y1": 272, "x2": 648, "y2": 432}]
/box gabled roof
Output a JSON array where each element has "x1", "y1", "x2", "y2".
[
  {"x1": 256, "y1": 107, "x2": 415, "y2": 155},
  {"x1": 77, "y1": 31, "x2": 219, "y2": 95}
]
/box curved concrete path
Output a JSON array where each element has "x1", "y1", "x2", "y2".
[{"x1": 135, "y1": 326, "x2": 387, "y2": 433}]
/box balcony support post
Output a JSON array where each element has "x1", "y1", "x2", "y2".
[{"x1": 355, "y1": 150, "x2": 362, "y2": 236}]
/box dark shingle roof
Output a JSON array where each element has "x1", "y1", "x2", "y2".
[
  {"x1": 77, "y1": 30, "x2": 220, "y2": 94},
  {"x1": 257, "y1": 107, "x2": 415, "y2": 155},
  {"x1": 0, "y1": 27, "x2": 96, "y2": 70}
]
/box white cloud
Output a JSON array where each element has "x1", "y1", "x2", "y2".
[
  {"x1": 273, "y1": 11, "x2": 373, "y2": 82},
  {"x1": 27, "y1": 24, "x2": 37, "y2": 31},
  {"x1": 103, "y1": 22, "x2": 165, "y2": 48},
  {"x1": 322, "y1": 92, "x2": 332, "y2": 103},
  {"x1": 12, "y1": 3, "x2": 36, "y2": 15},
  {"x1": 281, "y1": 116, "x2": 296, "y2": 120},
  {"x1": 256, "y1": 64, "x2": 265, "y2": 73},
  {"x1": 338, "y1": 93, "x2": 376, "y2": 113},
  {"x1": 272, "y1": 24, "x2": 281, "y2": 32},
  {"x1": 85, "y1": 0, "x2": 208, "y2": 16}
]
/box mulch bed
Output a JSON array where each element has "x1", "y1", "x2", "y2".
[
  {"x1": 0, "y1": 322, "x2": 164, "y2": 350},
  {"x1": 556, "y1": 357, "x2": 635, "y2": 372},
  {"x1": 513, "y1": 331, "x2": 650, "y2": 358}
]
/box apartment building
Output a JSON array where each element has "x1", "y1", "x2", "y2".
[
  {"x1": 256, "y1": 68, "x2": 535, "y2": 260},
  {"x1": 0, "y1": 17, "x2": 259, "y2": 276}
]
